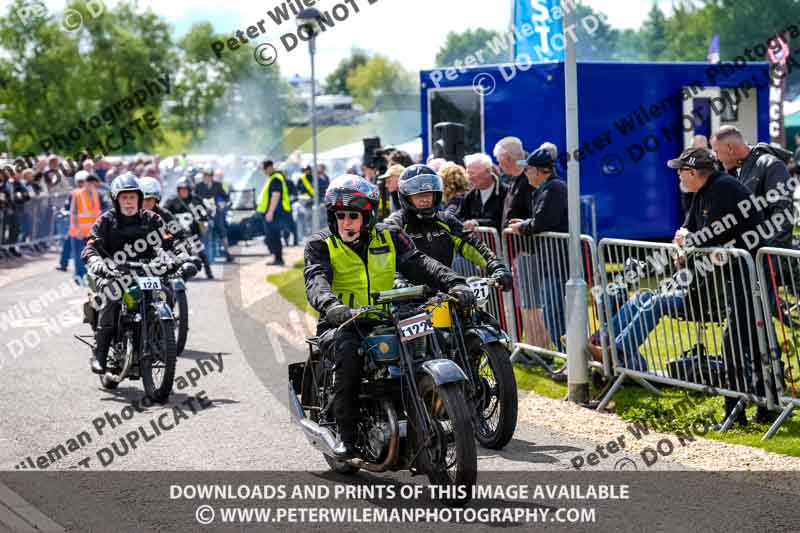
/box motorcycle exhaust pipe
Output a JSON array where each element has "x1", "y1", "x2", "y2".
[{"x1": 287, "y1": 383, "x2": 338, "y2": 456}]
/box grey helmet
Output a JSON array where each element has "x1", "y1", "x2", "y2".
[
  {"x1": 176, "y1": 175, "x2": 194, "y2": 195},
  {"x1": 139, "y1": 176, "x2": 162, "y2": 201},
  {"x1": 110, "y1": 173, "x2": 143, "y2": 211}
]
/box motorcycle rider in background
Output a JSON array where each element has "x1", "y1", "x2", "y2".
[
  {"x1": 303, "y1": 174, "x2": 475, "y2": 460},
  {"x1": 164, "y1": 176, "x2": 214, "y2": 280},
  {"x1": 384, "y1": 164, "x2": 513, "y2": 291},
  {"x1": 139, "y1": 176, "x2": 199, "y2": 281},
  {"x1": 82, "y1": 174, "x2": 172, "y2": 374},
  {"x1": 195, "y1": 166, "x2": 233, "y2": 263}
]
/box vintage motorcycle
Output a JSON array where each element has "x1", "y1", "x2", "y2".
[
  {"x1": 78, "y1": 260, "x2": 178, "y2": 403},
  {"x1": 289, "y1": 286, "x2": 477, "y2": 506},
  {"x1": 434, "y1": 276, "x2": 518, "y2": 450}
]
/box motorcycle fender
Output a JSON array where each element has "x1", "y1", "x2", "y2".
[
  {"x1": 419, "y1": 359, "x2": 467, "y2": 386},
  {"x1": 171, "y1": 278, "x2": 186, "y2": 292},
  {"x1": 464, "y1": 325, "x2": 505, "y2": 344},
  {"x1": 153, "y1": 301, "x2": 174, "y2": 321}
]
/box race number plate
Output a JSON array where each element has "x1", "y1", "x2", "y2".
[
  {"x1": 468, "y1": 278, "x2": 490, "y2": 301},
  {"x1": 398, "y1": 312, "x2": 434, "y2": 342},
  {"x1": 137, "y1": 277, "x2": 162, "y2": 290}
]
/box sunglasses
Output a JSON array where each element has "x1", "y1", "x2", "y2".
[{"x1": 335, "y1": 212, "x2": 360, "y2": 221}]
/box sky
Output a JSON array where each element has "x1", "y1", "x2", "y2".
[{"x1": 1, "y1": 0, "x2": 679, "y2": 78}]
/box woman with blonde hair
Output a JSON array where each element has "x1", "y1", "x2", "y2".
[{"x1": 438, "y1": 162, "x2": 469, "y2": 215}]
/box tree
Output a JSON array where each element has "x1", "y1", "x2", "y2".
[
  {"x1": 346, "y1": 55, "x2": 416, "y2": 111},
  {"x1": 324, "y1": 49, "x2": 368, "y2": 95},
  {"x1": 435, "y1": 28, "x2": 510, "y2": 68},
  {"x1": 640, "y1": 3, "x2": 669, "y2": 60},
  {"x1": 573, "y1": 4, "x2": 620, "y2": 60}
]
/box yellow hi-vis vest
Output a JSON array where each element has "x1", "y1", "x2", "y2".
[
  {"x1": 325, "y1": 228, "x2": 397, "y2": 309},
  {"x1": 257, "y1": 172, "x2": 291, "y2": 213},
  {"x1": 299, "y1": 174, "x2": 314, "y2": 199}
]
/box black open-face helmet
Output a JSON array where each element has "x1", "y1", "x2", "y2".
[
  {"x1": 398, "y1": 164, "x2": 443, "y2": 219},
  {"x1": 324, "y1": 174, "x2": 379, "y2": 240},
  {"x1": 110, "y1": 173, "x2": 143, "y2": 212},
  {"x1": 176, "y1": 175, "x2": 193, "y2": 196}
]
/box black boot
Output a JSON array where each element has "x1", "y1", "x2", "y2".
[
  {"x1": 91, "y1": 327, "x2": 114, "y2": 374},
  {"x1": 753, "y1": 406, "x2": 779, "y2": 424},
  {"x1": 721, "y1": 397, "x2": 748, "y2": 427},
  {"x1": 199, "y1": 251, "x2": 214, "y2": 279}
]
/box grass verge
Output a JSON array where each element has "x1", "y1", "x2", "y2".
[{"x1": 514, "y1": 364, "x2": 800, "y2": 457}]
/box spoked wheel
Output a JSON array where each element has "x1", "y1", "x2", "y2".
[
  {"x1": 306, "y1": 355, "x2": 360, "y2": 475},
  {"x1": 174, "y1": 290, "x2": 189, "y2": 355},
  {"x1": 468, "y1": 338, "x2": 518, "y2": 449},
  {"x1": 416, "y1": 375, "x2": 476, "y2": 506},
  {"x1": 141, "y1": 316, "x2": 177, "y2": 404}
]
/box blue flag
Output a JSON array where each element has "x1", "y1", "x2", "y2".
[
  {"x1": 707, "y1": 34, "x2": 720, "y2": 64},
  {"x1": 513, "y1": 0, "x2": 566, "y2": 62}
]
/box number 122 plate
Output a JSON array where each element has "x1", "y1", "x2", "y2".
[{"x1": 398, "y1": 312, "x2": 434, "y2": 342}]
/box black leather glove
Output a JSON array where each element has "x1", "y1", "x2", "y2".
[
  {"x1": 326, "y1": 303, "x2": 352, "y2": 326},
  {"x1": 88, "y1": 258, "x2": 117, "y2": 279},
  {"x1": 180, "y1": 262, "x2": 199, "y2": 281},
  {"x1": 449, "y1": 284, "x2": 476, "y2": 309},
  {"x1": 491, "y1": 268, "x2": 513, "y2": 292}
]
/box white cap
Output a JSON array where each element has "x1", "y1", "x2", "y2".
[{"x1": 74, "y1": 170, "x2": 89, "y2": 183}]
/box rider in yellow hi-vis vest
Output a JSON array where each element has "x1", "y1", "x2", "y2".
[
  {"x1": 303, "y1": 174, "x2": 475, "y2": 460},
  {"x1": 257, "y1": 159, "x2": 291, "y2": 266}
]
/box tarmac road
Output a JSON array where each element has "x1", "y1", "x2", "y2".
[{"x1": 0, "y1": 243, "x2": 678, "y2": 473}]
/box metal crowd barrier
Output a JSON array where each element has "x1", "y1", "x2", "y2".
[
  {"x1": 756, "y1": 247, "x2": 800, "y2": 439},
  {"x1": 0, "y1": 193, "x2": 69, "y2": 255},
  {"x1": 452, "y1": 227, "x2": 514, "y2": 338},
  {"x1": 502, "y1": 230, "x2": 608, "y2": 379},
  {"x1": 595, "y1": 239, "x2": 778, "y2": 435}
]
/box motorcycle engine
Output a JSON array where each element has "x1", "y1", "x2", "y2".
[{"x1": 362, "y1": 421, "x2": 391, "y2": 464}]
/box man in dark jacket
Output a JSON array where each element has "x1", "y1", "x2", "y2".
[
  {"x1": 711, "y1": 125, "x2": 794, "y2": 249},
  {"x1": 494, "y1": 137, "x2": 533, "y2": 229},
  {"x1": 164, "y1": 176, "x2": 214, "y2": 279},
  {"x1": 82, "y1": 174, "x2": 172, "y2": 374},
  {"x1": 669, "y1": 147, "x2": 777, "y2": 425},
  {"x1": 508, "y1": 148, "x2": 569, "y2": 352},
  {"x1": 457, "y1": 153, "x2": 506, "y2": 232},
  {"x1": 384, "y1": 164, "x2": 512, "y2": 290},
  {"x1": 304, "y1": 174, "x2": 474, "y2": 460},
  {"x1": 195, "y1": 167, "x2": 233, "y2": 262}
]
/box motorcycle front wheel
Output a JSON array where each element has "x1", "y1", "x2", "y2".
[
  {"x1": 416, "y1": 375, "x2": 477, "y2": 507},
  {"x1": 141, "y1": 316, "x2": 177, "y2": 403},
  {"x1": 467, "y1": 338, "x2": 518, "y2": 450}
]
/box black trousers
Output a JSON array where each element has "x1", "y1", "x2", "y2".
[
  {"x1": 318, "y1": 324, "x2": 363, "y2": 444},
  {"x1": 264, "y1": 216, "x2": 283, "y2": 262}
]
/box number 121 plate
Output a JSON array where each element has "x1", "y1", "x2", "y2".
[{"x1": 398, "y1": 312, "x2": 434, "y2": 342}]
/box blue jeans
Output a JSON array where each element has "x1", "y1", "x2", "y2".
[
  {"x1": 539, "y1": 274, "x2": 566, "y2": 351},
  {"x1": 59, "y1": 237, "x2": 71, "y2": 268},
  {"x1": 71, "y1": 237, "x2": 87, "y2": 279},
  {"x1": 609, "y1": 289, "x2": 687, "y2": 371}
]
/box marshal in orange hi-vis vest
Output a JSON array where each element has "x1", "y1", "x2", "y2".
[{"x1": 69, "y1": 188, "x2": 101, "y2": 238}]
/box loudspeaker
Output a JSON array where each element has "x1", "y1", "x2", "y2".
[{"x1": 432, "y1": 122, "x2": 465, "y2": 163}]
